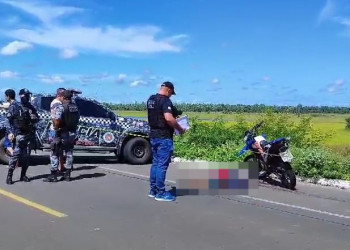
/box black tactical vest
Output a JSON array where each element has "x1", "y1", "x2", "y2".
[
  {"x1": 62, "y1": 100, "x2": 80, "y2": 132},
  {"x1": 147, "y1": 94, "x2": 173, "y2": 138},
  {"x1": 13, "y1": 103, "x2": 32, "y2": 133}
]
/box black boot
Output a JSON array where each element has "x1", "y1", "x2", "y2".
[
  {"x1": 6, "y1": 168, "x2": 14, "y2": 185},
  {"x1": 20, "y1": 166, "x2": 31, "y2": 182},
  {"x1": 43, "y1": 170, "x2": 58, "y2": 182},
  {"x1": 63, "y1": 169, "x2": 71, "y2": 181}
]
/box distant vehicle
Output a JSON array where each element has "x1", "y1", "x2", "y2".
[
  {"x1": 0, "y1": 94, "x2": 151, "y2": 165},
  {"x1": 239, "y1": 121, "x2": 297, "y2": 190}
]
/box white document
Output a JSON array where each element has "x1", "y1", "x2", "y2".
[{"x1": 175, "y1": 115, "x2": 190, "y2": 135}]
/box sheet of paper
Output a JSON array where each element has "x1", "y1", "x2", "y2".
[{"x1": 175, "y1": 115, "x2": 190, "y2": 135}]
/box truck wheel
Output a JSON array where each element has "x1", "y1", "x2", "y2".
[
  {"x1": 0, "y1": 137, "x2": 10, "y2": 165},
  {"x1": 123, "y1": 137, "x2": 151, "y2": 165}
]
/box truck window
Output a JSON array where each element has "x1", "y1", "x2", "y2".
[
  {"x1": 75, "y1": 99, "x2": 110, "y2": 118},
  {"x1": 39, "y1": 96, "x2": 55, "y2": 111}
]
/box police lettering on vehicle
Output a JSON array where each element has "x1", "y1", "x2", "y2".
[
  {"x1": 45, "y1": 120, "x2": 116, "y2": 142},
  {"x1": 77, "y1": 125, "x2": 100, "y2": 138}
]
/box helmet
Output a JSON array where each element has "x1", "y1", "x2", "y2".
[{"x1": 19, "y1": 88, "x2": 32, "y2": 96}]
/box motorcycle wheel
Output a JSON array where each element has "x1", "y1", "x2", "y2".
[
  {"x1": 243, "y1": 154, "x2": 261, "y2": 170},
  {"x1": 281, "y1": 167, "x2": 296, "y2": 190},
  {"x1": 244, "y1": 154, "x2": 269, "y2": 179}
]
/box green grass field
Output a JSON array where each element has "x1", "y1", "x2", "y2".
[{"x1": 114, "y1": 110, "x2": 350, "y2": 148}]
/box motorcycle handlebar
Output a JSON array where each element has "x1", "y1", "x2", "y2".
[
  {"x1": 256, "y1": 121, "x2": 263, "y2": 128},
  {"x1": 251, "y1": 121, "x2": 263, "y2": 132},
  {"x1": 244, "y1": 121, "x2": 264, "y2": 139}
]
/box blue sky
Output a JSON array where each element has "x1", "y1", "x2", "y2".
[{"x1": 0, "y1": 0, "x2": 350, "y2": 106}]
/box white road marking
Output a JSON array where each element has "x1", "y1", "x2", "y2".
[
  {"x1": 98, "y1": 167, "x2": 179, "y2": 184},
  {"x1": 98, "y1": 166, "x2": 350, "y2": 220},
  {"x1": 239, "y1": 195, "x2": 350, "y2": 219},
  {"x1": 99, "y1": 166, "x2": 154, "y2": 180}
]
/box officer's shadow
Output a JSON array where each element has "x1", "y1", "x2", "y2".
[
  {"x1": 69, "y1": 166, "x2": 106, "y2": 182},
  {"x1": 30, "y1": 165, "x2": 106, "y2": 182},
  {"x1": 29, "y1": 154, "x2": 118, "y2": 166}
]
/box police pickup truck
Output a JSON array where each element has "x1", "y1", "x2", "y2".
[{"x1": 0, "y1": 94, "x2": 151, "y2": 165}]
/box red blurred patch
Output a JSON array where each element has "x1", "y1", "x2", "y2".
[{"x1": 218, "y1": 169, "x2": 229, "y2": 180}]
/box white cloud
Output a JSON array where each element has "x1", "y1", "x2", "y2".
[
  {"x1": 327, "y1": 79, "x2": 345, "y2": 93},
  {"x1": 0, "y1": 0, "x2": 84, "y2": 25},
  {"x1": 333, "y1": 16, "x2": 350, "y2": 27},
  {"x1": 37, "y1": 74, "x2": 64, "y2": 84},
  {"x1": 328, "y1": 87, "x2": 336, "y2": 92},
  {"x1": 60, "y1": 48, "x2": 78, "y2": 59},
  {"x1": 0, "y1": 40, "x2": 32, "y2": 55},
  {"x1": 117, "y1": 74, "x2": 127, "y2": 83},
  {"x1": 335, "y1": 79, "x2": 345, "y2": 85},
  {"x1": 6, "y1": 25, "x2": 185, "y2": 55},
  {"x1": 212, "y1": 78, "x2": 219, "y2": 84},
  {"x1": 130, "y1": 80, "x2": 148, "y2": 87},
  {"x1": 318, "y1": 0, "x2": 350, "y2": 29},
  {"x1": 318, "y1": 0, "x2": 336, "y2": 23},
  {"x1": 4, "y1": 16, "x2": 20, "y2": 26},
  {"x1": 262, "y1": 76, "x2": 271, "y2": 81},
  {"x1": 149, "y1": 76, "x2": 158, "y2": 80},
  {"x1": 0, "y1": 70, "x2": 18, "y2": 78},
  {"x1": 80, "y1": 73, "x2": 109, "y2": 83},
  {"x1": 0, "y1": 1, "x2": 187, "y2": 57}
]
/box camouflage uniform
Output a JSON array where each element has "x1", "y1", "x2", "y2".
[
  {"x1": 6, "y1": 101, "x2": 31, "y2": 184},
  {"x1": 45, "y1": 96, "x2": 76, "y2": 182},
  {"x1": 49, "y1": 99, "x2": 65, "y2": 173}
]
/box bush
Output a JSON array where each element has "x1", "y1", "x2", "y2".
[
  {"x1": 250, "y1": 110, "x2": 334, "y2": 148},
  {"x1": 346, "y1": 117, "x2": 350, "y2": 130},
  {"x1": 291, "y1": 147, "x2": 350, "y2": 181},
  {"x1": 174, "y1": 116, "x2": 242, "y2": 161},
  {"x1": 326, "y1": 145, "x2": 350, "y2": 157},
  {"x1": 173, "y1": 111, "x2": 350, "y2": 181}
]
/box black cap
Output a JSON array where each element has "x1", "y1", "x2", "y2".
[
  {"x1": 19, "y1": 88, "x2": 32, "y2": 96},
  {"x1": 67, "y1": 88, "x2": 82, "y2": 95},
  {"x1": 62, "y1": 90, "x2": 73, "y2": 99},
  {"x1": 161, "y1": 81, "x2": 176, "y2": 95}
]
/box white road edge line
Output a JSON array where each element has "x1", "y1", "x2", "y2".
[
  {"x1": 98, "y1": 166, "x2": 350, "y2": 220},
  {"x1": 238, "y1": 195, "x2": 350, "y2": 219},
  {"x1": 99, "y1": 166, "x2": 157, "y2": 181}
]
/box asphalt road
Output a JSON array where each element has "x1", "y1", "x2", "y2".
[{"x1": 0, "y1": 152, "x2": 350, "y2": 250}]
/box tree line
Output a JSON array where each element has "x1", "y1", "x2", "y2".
[{"x1": 103, "y1": 102, "x2": 350, "y2": 114}]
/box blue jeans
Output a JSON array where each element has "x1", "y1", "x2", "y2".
[{"x1": 150, "y1": 138, "x2": 173, "y2": 194}]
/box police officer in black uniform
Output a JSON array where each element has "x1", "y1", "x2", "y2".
[
  {"x1": 18, "y1": 88, "x2": 40, "y2": 155},
  {"x1": 4, "y1": 89, "x2": 33, "y2": 184},
  {"x1": 147, "y1": 81, "x2": 186, "y2": 202},
  {"x1": 172, "y1": 105, "x2": 183, "y2": 118}
]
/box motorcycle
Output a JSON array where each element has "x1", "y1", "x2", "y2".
[{"x1": 238, "y1": 121, "x2": 296, "y2": 190}]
